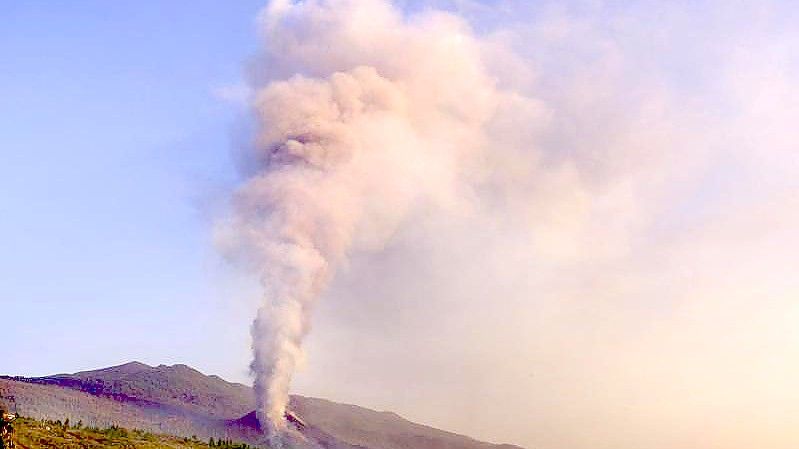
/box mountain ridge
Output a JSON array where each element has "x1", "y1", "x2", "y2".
[{"x1": 0, "y1": 362, "x2": 523, "y2": 449}]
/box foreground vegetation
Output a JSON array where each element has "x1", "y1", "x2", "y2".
[{"x1": 6, "y1": 416, "x2": 256, "y2": 449}]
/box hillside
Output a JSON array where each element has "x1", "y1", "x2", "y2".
[
  {"x1": 7, "y1": 416, "x2": 252, "y2": 449},
  {"x1": 1, "y1": 362, "x2": 523, "y2": 449}
]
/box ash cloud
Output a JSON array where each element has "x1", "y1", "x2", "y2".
[
  {"x1": 217, "y1": 1, "x2": 799, "y2": 448},
  {"x1": 218, "y1": 0, "x2": 514, "y2": 435}
]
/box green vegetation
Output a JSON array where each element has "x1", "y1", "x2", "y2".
[
  {"x1": 1, "y1": 411, "x2": 15, "y2": 449},
  {"x1": 209, "y1": 437, "x2": 253, "y2": 448},
  {"x1": 8, "y1": 416, "x2": 258, "y2": 449}
]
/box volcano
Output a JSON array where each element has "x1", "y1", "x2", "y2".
[{"x1": 0, "y1": 362, "x2": 523, "y2": 449}]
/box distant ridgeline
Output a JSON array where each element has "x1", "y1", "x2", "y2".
[
  {"x1": 0, "y1": 379, "x2": 256, "y2": 444},
  {"x1": 0, "y1": 362, "x2": 524, "y2": 449}
]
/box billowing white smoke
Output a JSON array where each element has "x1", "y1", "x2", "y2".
[
  {"x1": 220, "y1": 0, "x2": 510, "y2": 434},
  {"x1": 215, "y1": 1, "x2": 799, "y2": 448}
]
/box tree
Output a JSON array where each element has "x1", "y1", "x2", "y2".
[{"x1": 0, "y1": 411, "x2": 13, "y2": 449}]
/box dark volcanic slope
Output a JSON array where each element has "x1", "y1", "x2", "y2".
[
  {"x1": 291, "y1": 396, "x2": 522, "y2": 449},
  {"x1": 45, "y1": 362, "x2": 255, "y2": 419},
  {"x1": 1, "y1": 362, "x2": 522, "y2": 449},
  {"x1": 0, "y1": 377, "x2": 214, "y2": 438}
]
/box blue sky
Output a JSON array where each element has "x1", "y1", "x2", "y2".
[{"x1": 0, "y1": 0, "x2": 266, "y2": 380}]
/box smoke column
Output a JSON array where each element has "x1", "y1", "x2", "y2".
[
  {"x1": 220, "y1": 0, "x2": 512, "y2": 435},
  {"x1": 214, "y1": 1, "x2": 799, "y2": 448}
]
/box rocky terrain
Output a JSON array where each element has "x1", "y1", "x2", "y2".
[{"x1": 0, "y1": 362, "x2": 522, "y2": 449}]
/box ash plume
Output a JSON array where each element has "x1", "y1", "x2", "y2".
[
  {"x1": 218, "y1": 0, "x2": 508, "y2": 437},
  {"x1": 211, "y1": 0, "x2": 799, "y2": 448}
]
